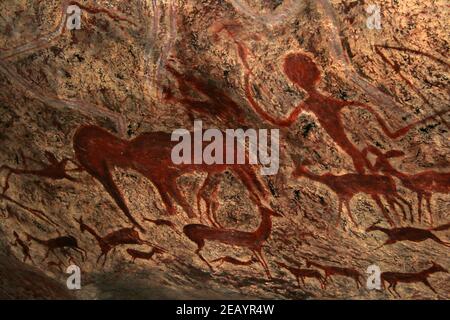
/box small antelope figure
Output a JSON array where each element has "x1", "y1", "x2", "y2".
[
  {"x1": 25, "y1": 232, "x2": 86, "y2": 262},
  {"x1": 0, "y1": 151, "x2": 81, "y2": 195},
  {"x1": 183, "y1": 206, "x2": 282, "y2": 278},
  {"x1": 292, "y1": 164, "x2": 411, "y2": 226},
  {"x1": 364, "y1": 145, "x2": 450, "y2": 224},
  {"x1": 126, "y1": 247, "x2": 166, "y2": 263},
  {"x1": 11, "y1": 231, "x2": 34, "y2": 264},
  {"x1": 305, "y1": 259, "x2": 363, "y2": 288},
  {"x1": 74, "y1": 217, "x2": 152, "y2": 265},
  {"x1": 275, "y1": 261, "x2": 326, "y2": 289},
  {"x1": 211, "y1": 256, "x2": 259, "y2": 268},
  {"x1": 366, "y1": 223, "x2": 450, "y2": 249},
  {"x1": 165, "y1": 64, "x2": 247, "y2": 126},
  {"x1": 381, "y1": 262, "x2": 448, "y2": 297}
]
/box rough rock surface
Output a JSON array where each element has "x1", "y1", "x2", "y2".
[{"x1": 0, "y1": 0, "x2": 448, "y2": 299}]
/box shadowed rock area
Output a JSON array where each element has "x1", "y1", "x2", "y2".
[{"x1": 0, "y1": 253, "x2": 75, "y2": 299}]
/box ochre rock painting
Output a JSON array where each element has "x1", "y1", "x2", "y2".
[{"x1": 0, "y1": 0, "x2": 448, "y2": 299}]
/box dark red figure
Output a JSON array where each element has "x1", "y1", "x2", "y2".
[
  {"x1": 211, "y1": 256, "x2": 259, "y2": 268},
  {"x1": 365, "y1": 145, "x2": 450, "y2": 223},
  {"x1": 292, "y1": 163, "x2": 411, "y2": 226},
  {"x1": 183, "y1": 206, "x2": 282, "y2": 278},
  {"x1": 26, "y1": 232, "x2": 86, "y2": 262},
  {"x1": 366, "y1": 223, "x2": 450, "y2": 248},
  {"x1": 381, "y1": 262, "x2": 448, "y2": 297},
  {"x1": 126, "y1": 247, "x2": 166, "y2": 263},
  {"x1": 0, "y1": 151, "x2": 81, "y2": 195},
  {"x1": 244, "y1": 52, "x2": 446, "y2": 174},
  {"x1": 275, "y1": 261, "x2": 326, "y2": 289},
  {"x1": 73, "y1": 125, "x2": 267, "y2": 230},
  {"x1": 305, "y1": 259, "x2": 363, "y2": 288},
  {"x1": 75, "y1": 217, "x2": 153, "y2": 265},
  {"x1": 11, "y1": 231, "x2": 34, "y2": 264}
]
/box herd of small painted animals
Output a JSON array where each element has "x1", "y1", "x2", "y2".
[{"x1": 0, "y1": 10, "x2": 449, "y2": 298}]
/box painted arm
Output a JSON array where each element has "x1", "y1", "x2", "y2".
[
  {"x1": 347, "y1": 101, "x2": 449, "y2": 139},
  {"x1": 244, "y1": 72, "x2": 305, "y2": 127},
  {"x1": 229, "y1": 35, "x2": 304, "y2": 127}
]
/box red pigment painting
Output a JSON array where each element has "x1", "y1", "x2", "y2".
[{"x1": 0, "y1": 0, "x2": 448, "y2": 304}]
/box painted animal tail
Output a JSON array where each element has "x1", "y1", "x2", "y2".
[
  {"x1": 25, "y1": 233, "x2": 46, "y2": 245},
  {"x1": 430, "y1": 222, "x2": 450, "y2": 232}
]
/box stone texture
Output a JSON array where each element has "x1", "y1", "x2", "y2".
[{"x1": 0, "y1": 0, "x2": 448, "y2": 299}]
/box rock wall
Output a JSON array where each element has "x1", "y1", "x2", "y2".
[{"x1": 0, "y1": 0, "x2": 448, "y2": 299}]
